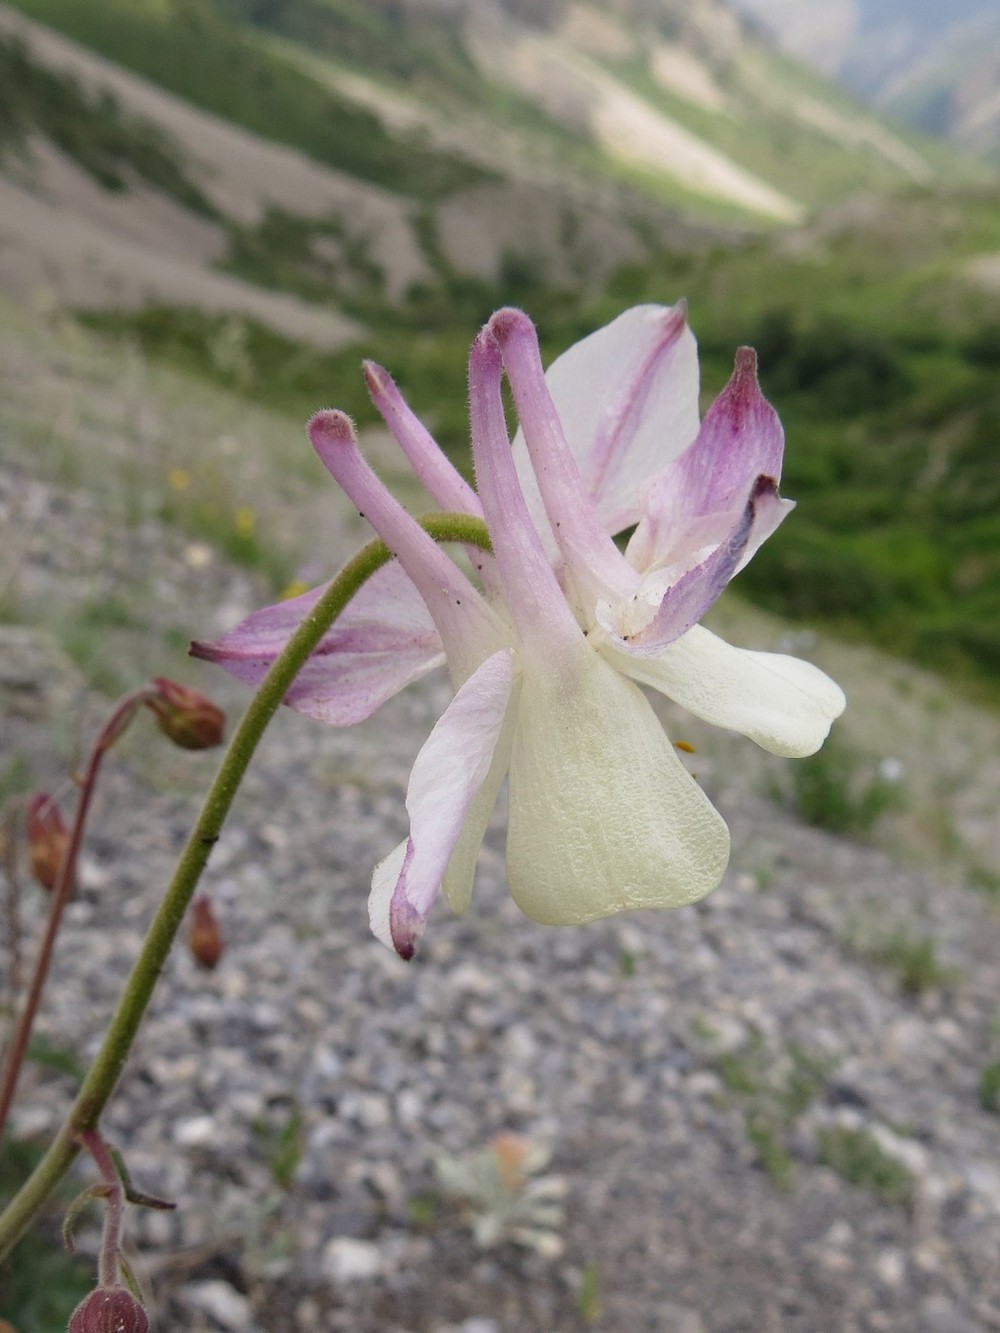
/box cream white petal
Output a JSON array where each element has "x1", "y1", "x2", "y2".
[
  {"x1": 441, "y1": 699, "x2": 518, "y2": 916},
  {"x1": 369, "y1": 840, "x2": 407, "y2": 952},
  {"x1": 601, "y1": 623, "x2": 846, "y2": 758},
  {"x1": 506, "y1": 647, "x2": 729, "y2": 926},
  {"x1": 379, "y1": 649, "x2": 515, "y2": 956}
]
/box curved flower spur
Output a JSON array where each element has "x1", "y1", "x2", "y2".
[{"x1": 194, "y1": 305, "x2": 845, "y2": 958}]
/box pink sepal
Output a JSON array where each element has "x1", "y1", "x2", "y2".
[{"x1": 191, "y1": 562, "x2": 444, "y2": 726}]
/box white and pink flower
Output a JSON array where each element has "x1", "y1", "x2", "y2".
[{"x1": 194, "y1": 305, "x2": 845, "y2": 957}]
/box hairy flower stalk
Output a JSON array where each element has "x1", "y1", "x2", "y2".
[{"x1": 197, "y1": 304, "x2": 845, "y2": 958}]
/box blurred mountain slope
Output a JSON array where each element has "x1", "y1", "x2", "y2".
[
  {"x1": 730, "y1": 0, "x2": 1000, "y2": 162},
  {"x1": 0, "y1": 0, "x2": 998, "y2": 700}
]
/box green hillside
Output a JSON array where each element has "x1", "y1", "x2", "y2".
[
  {"x1": 4, "y1": 0, "x2": 494, "y2": 200},
  {"x1": 0, "y1": 34, "x2": 217, "y2": 210},
  {"x1": 8, "y1": 0, "x2": 970, "y2": 219},
  {"x1": 233, "y1": 0, "x2": 971, "y2": 212}
]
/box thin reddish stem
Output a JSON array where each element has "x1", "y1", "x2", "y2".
[
  {"x1": 0, "y1": 690, "x2": 151, "y2": 1140},
  {"x1": 79, "y1": 1128, "x2": 124, "y2": 1288}
]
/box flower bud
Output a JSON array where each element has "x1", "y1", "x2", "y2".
[
  {"x1": 146, "y1": 678, "x2": 224, "y2": 750},
  {"x1": 68, "y1": 1286, "x2": 149, "y2": 1333},
  {"x1": 26, "y1": 792, "x2": 71, "y2": 893},
  {"x1": 189, "y1": 895, "x2": 224, "y2": 969}
]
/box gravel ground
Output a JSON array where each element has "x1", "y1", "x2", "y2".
[{"x1": 3, "y1": 463, "x2": 1000, "y2": 1333}]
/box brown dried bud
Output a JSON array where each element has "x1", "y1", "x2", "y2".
[
  {"x1": 26, "y1": 792, "x2": 72, "y2": 893},
  {"x1": 146, "y1": 677, "x2": 225, "y2": 750},
  {"x1": 68, "y1": 1287, "x2": 149, "y2": 1333},
  {"x1": 189, "y1": 895, "x2": 224, "y2": 969}
]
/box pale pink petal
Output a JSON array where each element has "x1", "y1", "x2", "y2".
[
  {"x1": 374, "y1": 650, "x2": 516, "y2": 958},
  {"x1": 469, "y1": 325, "x2": 603, "y2": 653},
  {"x1": 601, "y1": 623, "x2": 846, "y2": 757},
  {"x1": 364, "y1": 361, "x2": 504, "y2": 600},
  {"x1": 191, "y1": 562, "x2": 445, "y2": 725},
  {"x1": 489, "y1": 309, "x2": 638, "y2": 620},
  {"x1": 511, "y1": 303, "x2": 699, "y2": 538},
  {"x1": 309, "y1": 410, "x2": 509, "y2": 685},
  {"x1": 364, "y1": 361, "x2": 482, "y2": 517},
  {"x1": 736, "y1": 494, "x2": 795, "y2": 572},
  {"x1": 440, "y1": 711, "x2": 516, "y2": 916},
  {"x1": 606, "y1": 479, "x2": 785, "y2": 655},
  {"x1": 627, "y1": 347, "x2": 784, "y2": 573}
]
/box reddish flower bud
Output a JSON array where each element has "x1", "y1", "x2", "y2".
[
  {"x1": 26, "y1": 792, "x2": 72, "y2": 893},
  {"x1": 189, "y1": 895, "x2": 224, "y2": 969},
  {"x1": 68, "y1": 1286, "x2": 149, "y2": 1333},
  {"x1": 146, "y1": 678, "x2": 224, "y2": 750}
]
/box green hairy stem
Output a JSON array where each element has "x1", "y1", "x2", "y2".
[{"x1": 0, "y1": 513, "x2": 492, "y2": 1263}]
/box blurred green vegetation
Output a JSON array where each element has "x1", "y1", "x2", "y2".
[
  {"x1": 981, "y1": 1060, "x2": 1000, "y2": 1114},
  {"x1": 7, "y1": 0, "x2": 494, "y2": 200},
  {"x1": 0, "y1": 1136, "x2": 93, "y2": 1329},
  {"x1": 604, "y1": 52, "x2": 937, "y2": 209},
  {"x1": 0, "y1": 34, "x2": 216, "y2": 213},
  {"x1": 705, "y1": 1031, "x2": 831, "y2": 1191},
  {"x1": 816, "y1": 1125, "x2": 915, "y2": 1208},
  {"x1": 215, "y1": 0, "x2": 500, "y2": 99},
  {"x1": 771, "y1": 731, "x2": 905, "y2": 838}
]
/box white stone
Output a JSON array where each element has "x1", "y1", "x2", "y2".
[
  {"x1": 173, "y1": 1114, "x2": 217, "y2": 1146},
  {"x1": 321, "y1": 1236, "x2": 383, "y2": 1283},
  {"x1": 823, "y1": 1219, "x2": 854, "y2": 1248},
  {"x1": 396, "y1": 1088, "x2": 424, "y2": 1124},
  {"x1": 875, "y1": 1247, "x2": 906, "y2": 1288},
  {"x1": 185, "y1": 1280, "x2": 255, "y2": 1331}
]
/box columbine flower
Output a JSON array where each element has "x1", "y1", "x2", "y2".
[{"x1": 194, "y1": 305, "x2": 844, "y2": 957}]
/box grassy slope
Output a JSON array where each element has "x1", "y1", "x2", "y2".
[
  {"x1": 597, "y1": 50, "x2": 928, "y2": 210},
  {"x1": 0, "y1": 33, "x2": 217, "y2": 213},
  {"x1": 3, "y1": 0, "x2": 494, "y2": 200},
  {"x1": 265, "y1": 33, "x2": 770, "y2": 227},
  {"x1": 225, "y1": 0, "x2": 967, "y2": 214}
]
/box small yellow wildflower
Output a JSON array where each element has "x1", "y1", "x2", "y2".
[{"x1": 235, "y1": 506, "x2": 256, "y2": 538}]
